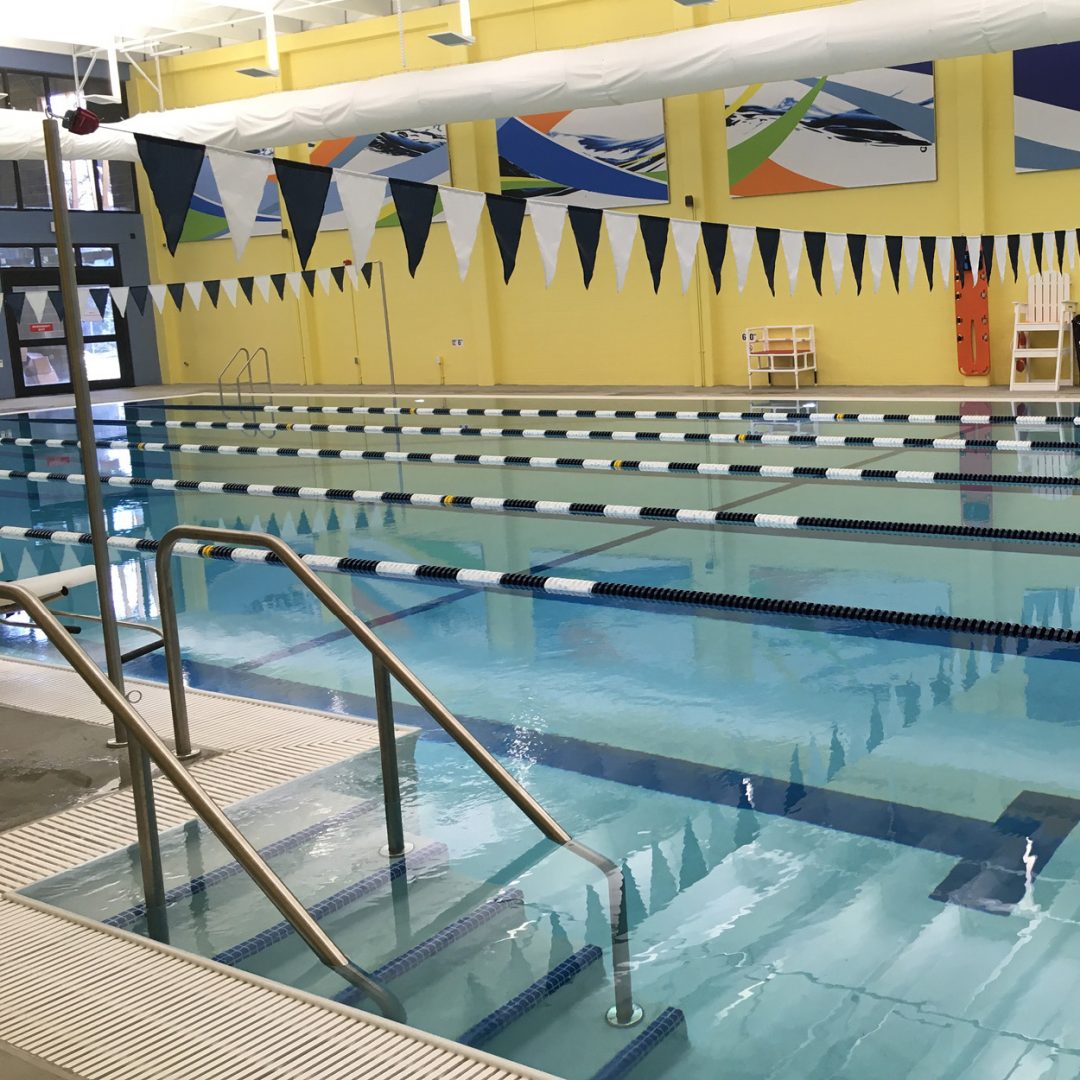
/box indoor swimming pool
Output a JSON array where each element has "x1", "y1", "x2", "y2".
[{"x1": 7, "y1": 391, "x2": 1080, "y2": 1078}]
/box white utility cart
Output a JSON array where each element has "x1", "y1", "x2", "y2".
[{"x1": 744, "y1": 325, "x2": 817, "y2": 389}]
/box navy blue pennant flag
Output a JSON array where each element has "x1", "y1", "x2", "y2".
[
  {"x1": 203, "y1": 280, "x2": 221, "y2": 308},
  {"x1": 885, "y1": 235, "x2": 903, "y2": 292},
  {"x1": 330, "y1": 265, "x2": 346, "y2": 291},
  {"x1": 952, "y1": 236, "x2": 968, "y2": 283},
  {"x1": 804, "y1": 231, "x2": 826, "y2": 295},
  {"x1": 270, "y1": 273, "x2": 287, "y2": 300},
  {"x1": 756, "y1": 227, "x2": 780, "y2": 296},
  {"x1": 47, "y1": 290, "x2": 65, "y2": 321},
  {"x1": 1007, "y1": 235, "x2": 1021, "y2": 281},
  {"x1": 167, "y1": 282, "x2": 185, "y2": 311},
  {"x1": 360, "y1": 263, "x2": 373, "y2": 287},
  {"x1": 980, "y1": 236, "x2": 995, "y2": 280},
  {"x1": 129, "y1": 285, "x2": 149, "y2": 315},
  {"x1": 847, "y1": 234, "x2": 866, "y2": 295},
  {"x1": 1032, "y1": 232, "x2": 1044, "y2": 273},
  {"x1": 5, "y1": 292, "x2": 25, "y2": 322},
  {"x1": 639, "y1": 215, "x2": 670, "y2": 293},
  {"x1": 486, "y1": 193, "x2": 527, "y2": 283},
  {"x1": 134, "y1": 134, "x2": 205, "y2": 256},
  {"x1": 89, "y1": 287, "x2": 110, "y2": 319},
  {"x1": 274, "y1": 158, "x2": 332, "y2": 270},
  {"x1": 567, "y1": 206, "x2": 603, "y2": 288},
  {"x1": 301, "y1": 269, "x2": 317, "y2": 295},
  {"x1": 1056, "y1": 230, "x2": 1067, "y2": 271},
  {"x1": 700, "y1": 222, "x2": 728, "y2": 294},
  {"x1": 389, "y1": 178, "x2": 438, "y2": 277},
  {"x1": 239, "y1": 276, "x2": 255, "y2": 304},
  {"x1": 920, "y1": 236, "x2": 936, "y2": 290}
]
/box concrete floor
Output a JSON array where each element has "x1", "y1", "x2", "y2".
[{"x1": 0, "y1": 1042, "x2": 82, "y2": 1079}]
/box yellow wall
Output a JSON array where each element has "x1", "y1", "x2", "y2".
[{"x1": 130, "y1": 0, "x2": 1078, "y2": 389}]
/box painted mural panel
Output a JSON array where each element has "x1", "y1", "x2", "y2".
[
  {"x1": 724, "y1": 64, "x2": 936, "y2": 197},
  {"x1": 180, "y1": 148, "x2": 279, "y2": 243},
  {"x1": 311, "y1": 127, "x2": 452, "y2": 229},
  {"x1": 497, "y1": 101, "x2": 668, "y2": 208},
  {"x1": 1013, "y1": 42, "x2": 1080, "y2": 173}
]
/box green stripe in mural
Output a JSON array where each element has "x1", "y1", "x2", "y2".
[{"x1": 727, "y1": 77, "x2": 828, "y2": 186}]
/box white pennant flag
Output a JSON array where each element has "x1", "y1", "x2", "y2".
[
  {"x1": 316, "y1": 268, "x2": 332, "y2": 294},
  {"x1": 1044, "y1": 230, "x2": 1057, "y2": 271},
  {"x1": 865, "y1": 235, "x2": 885, "y2": 293},
  {"x1": 902, "y1": 236, "x2": 919, "y2": 289},
  {"x1": 994, "y1": 235, "x2": 1008, "y2": 283},
  {"x1": 730, "y1": 226, "x2": 755, "y2": 293},
  {"x1": 935, "y1": 236, "x2": 952, "y2": 286},
  {"x1": 148, "y1": 285, "x2": 167, "y2": 313},
  {"x1": 220, "y1": 278, "x2": 239, "y2": 306},
  {"x1": 78, "y1": 287, "x2": 97, "y2": 319},
  {"x1": 529, "y1": 201, "x2": 567, "y2": 288},
  {"x1": 284, "y1": 273, "x2": 301, "y2": 299},
  {"x1": 1068, "y1": 230, "x2": 1077, "y2": 272},
  {"x1": 255, "y1": 275, "x2": 273, "y2": 302},
  {"x1": 345, "y1": 264, "x2": 359, "y2": 288},
  {"x1": 335, "y1": 171, "x2": 386, "y2": 267},
  {"x1": 1020, "y1": 234, "x2": 1033, "y2": 276},
  {"x1": 604, "y1": 211, "x2": 638, "y2": 292},
  {"x1": 670, "y1": 219, "x2": 701, "y2": 294},
  {"x1": 825, "y1": 233, "x2": 846, "y2": 293},
  {"x1": 966, "y1": 235, "x2": 981, "y2": 281},
  {"x1": 24, "y1": 290, "x2": 48, "y2": 321},
  {"x1": 207, "y1": 148, "x2": 273, "y2": 260},
  {"x1": 780, "y1": 229, "x2": 803, "y2": 296},
  {"x1": 110, "y1": 286, "x2": 129, "y2": 316},
  {"x1": 440, "y1": 188, "x2": 486, "y2": 280},
  {"x1": 185, "y1": 281, "x2": 204, "y2": 310}
]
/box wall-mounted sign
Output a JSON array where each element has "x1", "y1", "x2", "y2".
[{"x1": 28, "y1": 323, "x2": 54, "y2": 333}]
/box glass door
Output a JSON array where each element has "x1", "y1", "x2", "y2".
[{"x1": 2, "y1": 251, "x2": 133, "y2": 395}]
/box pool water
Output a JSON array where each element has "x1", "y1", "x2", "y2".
[{"x1": 8, "y1": 391, "x2": 1080, "y2": 1078}]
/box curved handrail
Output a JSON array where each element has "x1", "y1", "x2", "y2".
[
  {"x1": 0, "y1": 582, "x2": 406, "y2": 1024},
  {"x1": 154, "y1": 526, "x2": 641, "y2": 1027},
  {"x1": 217, "y1": 347, "x2": 250, "y2": 408}
]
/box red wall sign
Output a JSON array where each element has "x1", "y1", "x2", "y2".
[{"x1": 28, "y1": 323, "x2": 54, "y2": 333}]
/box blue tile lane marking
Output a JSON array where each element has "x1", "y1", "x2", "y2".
[
  {"x1": 457, "y1": 944, "x2": 603, "y2": 1048},
  {"x1": 210, "y1": 842, "x2": 449, "y2": 967},
  {"x1": 589, "y1": 1006, "x2": 687, "y2": 1080},
  {"x1": 331, "y1": 890, "x2": 525, "y2": 1008},
  {"x1": 103, "y1": 795, "x2": 384, "y2": 929},
  {"x1": 129, "y1": 653, "x2": 1080, "y2": 917}
]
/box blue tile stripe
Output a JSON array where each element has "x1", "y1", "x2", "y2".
[
  {"x1": 103, "y1": 795, "x2": 384, "y2": 930},
  {"x1": 5, "y1": 432, "x2": 1077, "y2": 495},
  {"x1": 25, "y1": 411, "x2": 1080, "y2": 453},
  {"x1": 332, "y1": 889, "x2": 526, "y2": 1008},
  {"x1": 588, "y1": 1006, "x2": 687, "y2": 1080},
  {"x1": 457, "y1": 944, "x2": 603, "y2": 1048},
  {"x1": 6, "y1": 463, "x2": 1080, "y2": 551},
  {"x1": 127, "y1": 400, "x2": 1080, "y2": 428},
  {"x1": 5, "y1": 525, "x2": 1080, "y2": 652},
  {"x1": 210, "y1": 841, "x2": 448, "y2": 967}
]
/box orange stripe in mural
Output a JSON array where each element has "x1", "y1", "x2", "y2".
[
  {"x1": 309, "y1": 138, "x2": 355, "y2": 167},
  {"x1": 731, "y1": 158, "x2": 840, "y2": 197},
  {"x1": 520, "y1": 111, "x2": 573, "y2": 134}
]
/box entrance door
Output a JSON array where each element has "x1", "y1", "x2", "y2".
[{"x1": 2, "y1": 251, "x2": 133, "y2": 396}]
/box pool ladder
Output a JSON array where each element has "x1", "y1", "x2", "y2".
[
  {"x1": 8, "y1": 526, "x2": 643, "y2": 1030},
  {"x1": 217, "y1": 345, "x2": 272, "y2": 414}
]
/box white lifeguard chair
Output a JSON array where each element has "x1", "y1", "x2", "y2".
[
  {"x1": 1011, "y1": 271, "x2": 1075, "y2": 392},
  {"x1": 744, "y1": 325, "x2": 817, "y2": 390}
]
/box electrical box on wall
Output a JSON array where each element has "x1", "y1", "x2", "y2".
[{"x1": 451, "y1": 338, "x2": 463, "y2": 347}]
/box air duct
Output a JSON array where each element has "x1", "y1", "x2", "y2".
[{"x1": 2, "y1": 0, "x2": 1077, "y2": 161}]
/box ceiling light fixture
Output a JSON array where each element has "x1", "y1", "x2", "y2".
[
  {"x1": 237, "y1": 5, "x2": 280, "y2": 78},
  {"x1": 430, "y1": 0, "x2": 474, "y2": 46},
  {"x1": 84, "y1": 43, "x2": 123, "y2": 104}
]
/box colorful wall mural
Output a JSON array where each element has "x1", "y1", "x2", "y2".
[{"x1": 1013, "y1": 42, "x2": 1080, "y2": 173}]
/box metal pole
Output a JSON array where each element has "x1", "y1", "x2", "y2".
[
  {"x1": 377, "y1": 261, "x2": 396, "y2": 397},
  {"x1": 154, "y1": 566, "x2": 198, "y2": 761},
  {"x1": 42, "y1": 117, "x2": 127, "y2": 748},
  {"x1": 371, "y1": 656, "x2": 410, "y2": 859}
]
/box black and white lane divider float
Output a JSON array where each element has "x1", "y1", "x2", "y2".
[
  {"x1": 130, "y1": 401, "x2": 1080, "y2": 428},
  {"x1": 23, "y1": 415, "x2": 1080, "y2": 454},
  {"x1": 3, "y1": 467, "x2": 1080, "y2": 550},
  {"x1": 4, "y1": 434, "x2": 1079, "y2": 492},
  {"x1": 4, "y1": 525, "x2": 1079, "y2": 649}
]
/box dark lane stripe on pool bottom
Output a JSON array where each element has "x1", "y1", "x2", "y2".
[{"x1": 136, "y1": 653, "x2": 1080, "y2": 919}]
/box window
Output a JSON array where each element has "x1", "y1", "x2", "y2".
[
  {"x1": 0, "y1": 248, "x2": 36, "y2": 268},
  {"x1": 0, "y1": 246, "x2": 118, "y2": 269},
  {"x1": 0, "y1": 67, "x2": 138, "y2": 213},
  {"x1": 77, "y1": 247, "x2": 116, "y2": 267}
]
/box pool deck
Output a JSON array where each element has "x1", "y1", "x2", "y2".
[{"x1": 0, "y1": 657, "x2": 556, "y2": 1080}]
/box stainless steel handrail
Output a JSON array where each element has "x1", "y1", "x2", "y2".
[
  {"x1": 216, "y1": 347, "x2": 250, "y2": 408},
  {"x1": 154, "y1": 526, "x2": 642, "y2": 1028},
  {"x1": 0, "y1": 581, "x2": 407, "y2": 1025}
]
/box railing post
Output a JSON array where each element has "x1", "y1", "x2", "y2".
[
  {"x1": 153, "y1": 544, "x2": 199, "y2": 761},
  {"x1": 372, "y1": 656, "x2": 411, "y2": 859}
]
